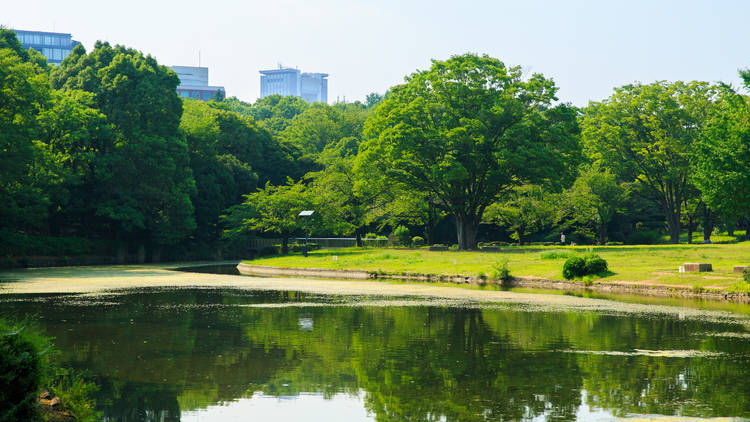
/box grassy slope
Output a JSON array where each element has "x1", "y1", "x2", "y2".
[{"x1": 247, "y1": 243, "x2": 750, "y2": 291}]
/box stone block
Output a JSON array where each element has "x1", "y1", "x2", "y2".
[
  {"x1": 734, "y1": 265, "x2": 748, "y2": 274},
  {"x1": 682, "y1": 263, "x2": 712, "y2": 272}
]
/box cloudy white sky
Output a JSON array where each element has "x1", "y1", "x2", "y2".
[{"x1": 4, "y1": 0, "x2": 749, "y2": 105}]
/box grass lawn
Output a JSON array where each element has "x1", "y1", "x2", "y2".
[{"x1": 247, "y1": 243, "x2": 750, "y2": 291}]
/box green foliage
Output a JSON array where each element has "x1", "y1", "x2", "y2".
[
  {"x1": 484, "y1": 185, "x2": 556, "y2": 246},
  {"x1": 50, "y1": 369, "x2": 98, "y2": 422},
  {"x1": 562, "y1": 254, "x2": 607, "y2": 279},
  {"x1": 582, "y1": 81, "x2": 720, "y2": 243},
  {"x1": 692, "y1": 81, "x2": 750, "y2": 222},
  {"x1": 361, "y1": 53, "x2": 581, "y2": 249},
  {"x1": 625, "y1": 230, "x2": 662, "y2": 245},
  {"x1": 490, "y1": 260, "x2": 512, "y2": 284},
  {"x1": 365, "y1": 233, "x2": 379, "y2": 239},
  {"x1": 562, "y1": 256, "x2": 587, "y2": 279},
  {"x1": 0, "y1": 320, "x2": 47, "y2": 421},
  {"x1": 411, "y1": 236, "x2": 425, "y2": 246},
  {"x1": 393, "y1": 225, "x2": 410, "y2": 246},
  {"x1": 222, "y1": 179, "x2": 313, "y2": 254},
  {"x1": 562, "y1": 165, "x2": 626, "y2": 244},
  {"x1": 540, "y1": 251, "x2": 572, "y2": 260},
  {"x1": 584, "y1": 254, "x2": 608, "y2": 274},
  {"x1": 743, "y1": 267, "x2": 750, "y2": 284}
]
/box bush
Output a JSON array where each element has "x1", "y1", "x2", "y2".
[
  {"x1": 605, "y1": 241, "x2": 623, "y2": 246},
  {"x1": 562, "y1": 256, "x2": 587, "y2": 279},
  {"x1": 393, "y1": 225, "x2": 410, "y2": 246},
  {"x1": 584, "y1": 254, "x2": 608, "y2": 274},
  {"x1": 364, "y1": 233, "x2": 379, "y2": 239},
  {"x1": 411, "y1": 236, "x2": 425, "y2": 246},
  {"x1": 490, "y1": 260, "x2": 512, "y2": 285},
  {"x1": 562, "y1": 254, "x2": 608, "y2": 279},
  {"x1": 0, "y1": 319, "x2": 49, "y2": 421},
  {"x1": 744, "y1": 267, "x2": 750, "y2": 283}
]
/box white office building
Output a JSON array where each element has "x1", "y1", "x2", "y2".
[
  {"x1": 259, "y1": 67, "x2": 328, "y2": 103},
  {"x1": 170, "y1": 66, "x2": 226, "y2": 101}
]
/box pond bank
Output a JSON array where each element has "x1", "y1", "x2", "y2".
[{"x1": 238, "y1": 263, "x2": 750, "y2": 303}]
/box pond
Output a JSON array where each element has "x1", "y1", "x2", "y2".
[{"x1": 1, "y1": 268, "x2": 749, "y2": 421}]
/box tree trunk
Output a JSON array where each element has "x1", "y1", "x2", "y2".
[
  {"x1": 598, "y1": 221, "x2": 607, "y2": 245},
  {"x1": 687, "y1": 215, "x2": 693, "y2": 244},
  {"x1": 455, "y1": 213, "x2": 478, "y2": 250},
  {"x1": 355, "y1": 229, "x2": 362, "y2": 247},
  {"x1": 702, "y1": 206, "x2": 713, "y2": 243},
  {"x1": 152, "y1": 245, "x2": 162, "y2": 263},
  {"x1": 115, "y1": 242, "x2": 127, "y2": 264},
  {"x1": 667, "y1": 212, "x2": 681, "y2": 244},
  {"x1": 136, "y1": 244, "x2": 146, "y2": 264},
  {"x1": 516, "y1": 229, "x2": 524, "y2": 246},
  {"x1": 281, "y1": 235, "x2": 289, "y2": 255}
]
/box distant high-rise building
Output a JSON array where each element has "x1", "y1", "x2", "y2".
[
  {"x1": 170, "y1": 66, "x2": 225, "y2": 101},
  {"x1": 259, "y1": 67, "x2": 328, "y2": 103},
  {"x1": 12, "y1": 29, "x2": 79, "y2": 65}
]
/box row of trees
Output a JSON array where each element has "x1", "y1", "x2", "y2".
[
  {"x1": 3, "y1": 26, "x2": 750, "y2": 258},
  {"x1": 224, "y1": 55, "x2": 750, "y2": 250}
]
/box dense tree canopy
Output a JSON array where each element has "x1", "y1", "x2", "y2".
[
  {"x1": 361, "y1": 53, "x2": 581, "y2": 249},
  {"x1": 582, "y1": 81, "x2": 720, "y2": 243}
]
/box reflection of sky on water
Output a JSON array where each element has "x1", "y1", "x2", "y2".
[{"x1": 181, "y1": 392, "x2": 375, "y2": 422}]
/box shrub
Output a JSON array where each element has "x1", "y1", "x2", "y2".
[
  {"x1": 393, "y1": 225, "x2": 410, "y2": 246},
  {"x1": 563, "y1": 254, "x2": 608, "y2": 279},
  {"x1": 411, "y1": 236, "x2": 425, "y2": 246},
  {"x1": 364, "y1": 233, "x2": 379, "y2": 239},
  {"x1": 606, "y1": 241, "x2": 623, "y2": 246},
  {"x1": 562, "y1": 256, "x2": 587, "y2": 279},
  {"x1": 490, "y1": 260, "x2": 512, "y2": 285},
  {"x1": 0, "y1": 319, "x2": 50, "y2": 421},
  {"x1": 744, "y1": 267, "x2": 750, "y2": 283},
  {"x1": 584, "y1": 254, "x2": 608, "y2": 274}
]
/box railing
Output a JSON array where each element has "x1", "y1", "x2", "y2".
[{"x1": 247, "y1": 237, "x2": 391, "y2": 250}]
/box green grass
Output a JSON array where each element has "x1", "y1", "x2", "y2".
[{"x1": 247, "y1": 242, "x2": 750, "y2": 291}]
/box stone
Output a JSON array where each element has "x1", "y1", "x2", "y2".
[
  {"x1": 682, "y1": 263, "x2": 712, "y2": 272},
  {"x1": 734, "y1": 265, "x2": 748, "y2": 274}
]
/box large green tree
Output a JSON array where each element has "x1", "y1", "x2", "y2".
[
  {"x1": 562, "y1": 166, "x2": 626, "y2": 245},
  {"x1": 361, "y1": 53, "x2": 581, "y2": 249},
  {"x1": 51, "y1": 42, "x2": 196, "y2": 257},
  {"x1": 582, "y1": 81, "x2": 720, "y2": 244},
  {"x1": 692, "y1": 74, "x2": 750, "y2": 239}
]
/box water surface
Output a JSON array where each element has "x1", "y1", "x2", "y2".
[{"x1": 1, "y1": 283, "x2": 749, "y2": 421}]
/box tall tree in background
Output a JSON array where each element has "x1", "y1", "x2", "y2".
[
  {"x1": 582, "y1": 81, "x2": 719, "y2": 244},
  {"x1": 362, "y1": 54, "x2": 581, "y2": 249},
  {"x1": 51, "y1": 42, "x2": 195, "y2": 258}
]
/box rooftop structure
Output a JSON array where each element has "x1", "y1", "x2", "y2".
[
  {"x1": 12, "y1": 29, "x2": 80, "y2": 65},
  {"x1": 170, "y1": 66, "x2": 225, "y2": 101}
]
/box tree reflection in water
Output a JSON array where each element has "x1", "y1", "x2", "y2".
[{"x1": 0, "y1": 288, "x2": 748, "y2": 421}]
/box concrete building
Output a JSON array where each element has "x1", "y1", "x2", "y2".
[
  {"x1": 259, "y1": 67, "x2": 328, "y2": 103},
  {"x1": 170, "y1": 66, "x2": 226, "y2": 101},
  {"x1": 12, "y1": 29, "x2": 79, "y2": 65}
]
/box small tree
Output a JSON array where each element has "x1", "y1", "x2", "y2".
[
  {"x1": 222, "y1": 179, "x2": 312, "y2": 254},
  {"x1": 484, "y1": 185, "x2": 555, "y2": 246},
  {"x1": 562, "y1": 166, "x2": 625, "y2": 245}
]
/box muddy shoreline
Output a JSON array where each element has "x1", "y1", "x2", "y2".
[{"x1": 238, "y1": 263, "x2": 750, "y2": 304}]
